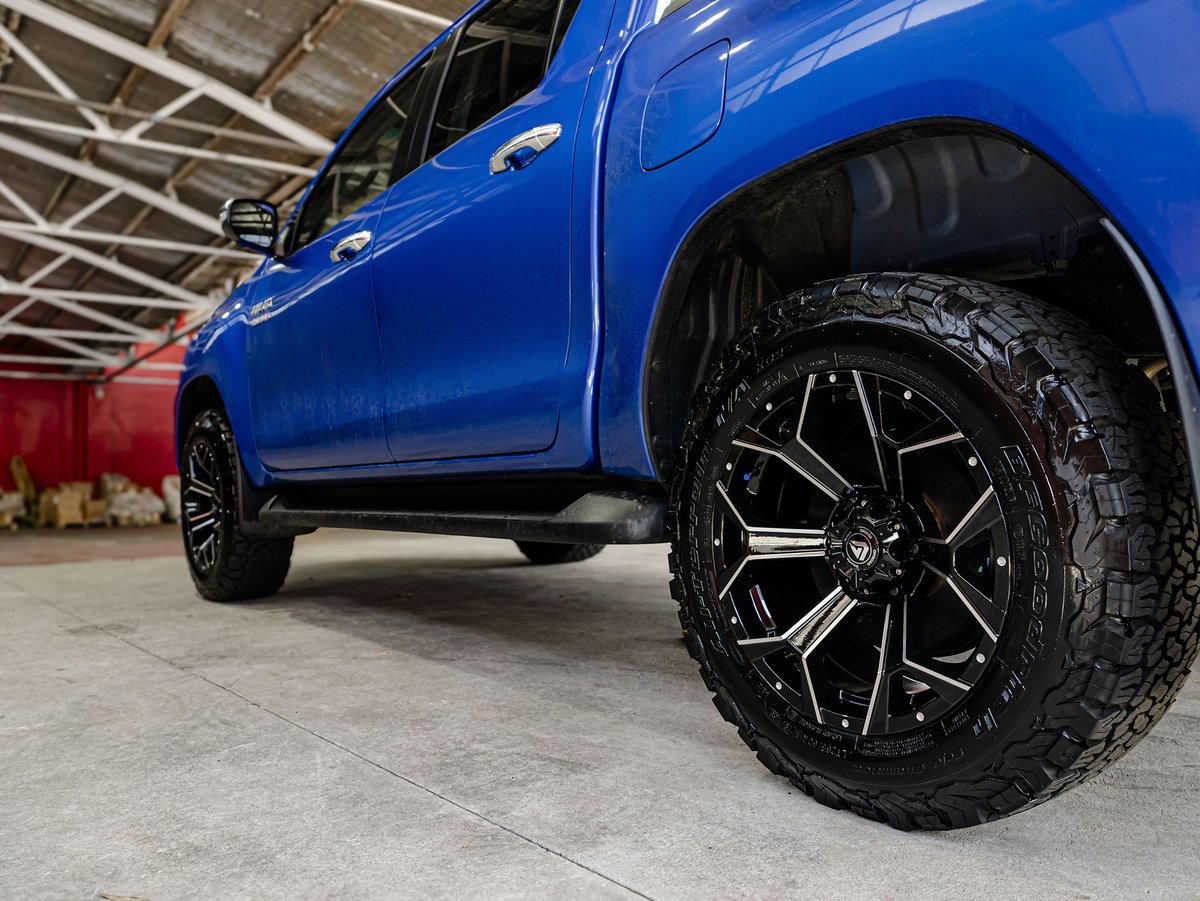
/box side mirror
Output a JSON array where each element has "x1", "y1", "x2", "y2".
[{"x1": 219, "y1": 199, "x2": 278, "y2": 255}]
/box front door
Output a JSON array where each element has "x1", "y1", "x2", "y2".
[
  {"x1": 371, "y1": 0, "x2": 603, "y2": 462},
  {"x1": 244, "y1": 55, "x2": 432, "y2": 471}
]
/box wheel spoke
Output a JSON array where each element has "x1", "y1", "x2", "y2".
[
  {"x1": 737, "y1": 587, "x2": 854, "y2": 662},
  {"x1": 715, "y1": 542, "x2": 826, "y2": 598},
  {"x1": 731, "y1": 436, "x2": 851, "y2": 501},
  {"x1": 714, "y1": 481, "x2": 827, "y2": 598},
  {"x1": 186, "y1": 479, "x2": 216, "y2": 498},
  {"x1": 923, "y1": 562, "x2": 1002, "y2": 640},
  {"x1": 938, "y1": 485, "x2": 1002, "y2": 549},
  {"x1": 851, "y1": 371, "x2": 901, "y2": 492},
  {"x1": 896, "y1": 430, "x2": 965, "y2": 501},
  {"x1": 903, "y1": 658, "x2": 972, "y2": 698},
  {"x1": 862, "y1": 603, "x2": 905, "y2": 735},
  {"x1": 716, "y1": 483, "x2": 827, "y2": 552}
]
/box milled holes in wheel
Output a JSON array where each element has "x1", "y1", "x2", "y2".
[
  {"x1": 710, "y1": 369, "x2": 1011, "y2": 737},
  {"x1": 183, "y1": 439, "x2": 225, "y2": 576}
]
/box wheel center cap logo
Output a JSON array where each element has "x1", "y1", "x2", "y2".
[{"x1": 844, "y1": 530, "x2": 879, "y2": 568}]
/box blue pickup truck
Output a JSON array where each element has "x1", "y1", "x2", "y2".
[{"x1": 177, "y1": 0, "x2": 1200, "y2": 829}]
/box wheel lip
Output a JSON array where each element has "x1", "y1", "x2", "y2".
[{"x1": 703, "y1": 361, "x2": 1013, "y2": 741}]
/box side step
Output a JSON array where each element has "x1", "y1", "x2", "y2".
[{"x1": 256, "y1": 489, "x2": 667, "y2": 545}]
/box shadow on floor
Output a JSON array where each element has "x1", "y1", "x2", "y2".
[{"x1": 236, "y1": 547, "x2": 688, "y2": 677}]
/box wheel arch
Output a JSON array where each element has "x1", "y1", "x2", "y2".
[
  {"x1": 641, "y1": 119, "x2": 1196, "y2": 482},
  {"x1": 176, "y1": 374, "x2": 226, "y2": 468}
]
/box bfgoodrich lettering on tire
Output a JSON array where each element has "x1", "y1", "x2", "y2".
[{"x1": 670, "y1": 273, "x2": 1199, "y2": 829}]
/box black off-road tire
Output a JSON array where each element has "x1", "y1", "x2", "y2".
[
  {"x1": 514, "y1": 541, "x2": 605, "y2": 565},
  {"x1": 670, "y1": 272, "x2": 1199, "y2": 829},
  {"x1": 181, "y1": 409, "x2": 293, "y2": 602}
]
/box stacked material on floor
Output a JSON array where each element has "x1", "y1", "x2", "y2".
[
  {"x1": 35, "y1": 483, "x2": 106, "y2": 529},
  {"x1": 107, "y1": 485, "x2": 168, "y2": 527},
  {"x1": 162, "y1": 476, "x2": 182, "y2": 523},
  {"x1": 3, "y1": 458, "x2": 177, "y2": 530},
  {"x1": 0, "y1": 492, "x2": 23, "y2": 531}
]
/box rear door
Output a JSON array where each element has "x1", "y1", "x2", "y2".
[
  {"x1": 244, "y1": 56, "x2": 432, "y2": 471},
  {"x1": 371, "y1": 0, "x2": 606, "y2": 463}
]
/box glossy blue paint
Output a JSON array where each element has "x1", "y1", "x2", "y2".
[
  {"x1": 371, "y1": 0, "x2": 618, "y2": 464},
  {"x1": 179, "y1": 0, "x2": 1200, "y2": 494},
  {"x1": 598, "y1": 0, "x2": 1200, "y2": 478},
  {"x1": 243, "y1": 197, "x2": 391, "y2": 470},
  {"x1": 640, "y1": 39, "x2": 729, "y2": 171}
]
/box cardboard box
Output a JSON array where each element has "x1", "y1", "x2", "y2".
[
  {"x1": 83, "y1": 499, "x2": 107, "y2": 527},
  {"x1": 49, "y1": 490, "x2": 84, "y2": 529},
  {"x1": 60, "y1": 480, "x2": 95, "y2": 501}
]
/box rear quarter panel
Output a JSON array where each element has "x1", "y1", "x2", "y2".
[{"x1": 600, "y1": 0, "x2": 1200, "y2": 479}]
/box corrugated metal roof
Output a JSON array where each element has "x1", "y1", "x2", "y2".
[{"x1": 0, "y1": 0, "x2": 472, "y2": 374}]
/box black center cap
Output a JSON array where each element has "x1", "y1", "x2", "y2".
[
  {"x1": 843, "y1": 530, "x2": 879, "y2": 568},
  {"x1": 826, "y1": 488, "x2": 925, "y2": 602}
]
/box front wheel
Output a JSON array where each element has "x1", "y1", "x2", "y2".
[
  {"x1": 671, "y1": 273, "x2": 1198, "y2": 829},
  {"x1": 181, "y1": 409, "x2": 293, "y2": 602}
]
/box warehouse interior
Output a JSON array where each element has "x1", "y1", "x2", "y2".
[{"x1": 2, "y1": 0, "x2": 1199, "y2": 898}]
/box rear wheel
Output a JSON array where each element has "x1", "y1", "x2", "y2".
[
  {"x1": 514, "y1": 541, "x2": 605, "y2": 565},
  {"x1": 182, "y1": 409, "x2": 293, "y2": 602},
  {"x1": 671, "y1": 273, "x2": 1199, "y2": 829}
]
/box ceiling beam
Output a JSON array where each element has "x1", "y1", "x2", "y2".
[
  {"x1": 1, "y1": 0, "x2": 334, "y2": 153},
  {"x1": 0, "y1": 112, "x2": 318, "y2": 176},
  {"x1": 0, "y1": 283, "x2": 202, "y2": 311},
  {"x1": 104, "y1": 0, "x2": 195, "y2": 116},
  {"x1": 0, "y1": 84, "x2": 318, "y2": 153},
  {"x1": 3, "y1": 0, "x2": 197, "y2": 282},
  {"x1": 0, "y1": 131, "x2": 218, "y2": 234},
  {"x1": 29, "y1": 296, "x2": 160, "y2": 340},
  {"x1": 0, "y1": 353, "x2": 111, "y2": 368},
  {"x1": 0, "y1": 229, "x2": 208, "y2": 304},
  {"x1": 0, "y1": 21, "x2": 113, "y2": 135},
  {"x1": 2, "y1": 323, "x2": 161, "y2": 342},
  {"x1": 0, "y1": 221, "x2": 259, "y2": 260},
  {"x1": 354, "y1": 0, "x2": 453, "y2": 28},
  {"x1": 98, "y1": 0, "x2": 358, "y2": 298}
]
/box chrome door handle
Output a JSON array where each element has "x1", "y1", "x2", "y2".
[
  {"x1": 489, "y1": 123, "x2": 562, "y2": 174},
  {"x1": 331, "y1": 230, "x2": 372, "y2": 263}
]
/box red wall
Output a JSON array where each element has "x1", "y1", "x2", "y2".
[
  {"x1": 86, "y1": 380, "x2": 180, "y2": 489},
  {"x1": 0, "y1": 376, "x2": 179, "y2": 494},
  {"x1": 0, "y1": 379, "x2": 79, "y2": 491}
]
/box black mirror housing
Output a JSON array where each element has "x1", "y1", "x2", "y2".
[{"x1": 220, "y1": 199, "x2": 279, "y2": 255}]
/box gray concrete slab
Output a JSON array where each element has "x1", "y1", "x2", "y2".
[{"x1": 1, "y1": 529, "x2": 1197, "y2": 900}]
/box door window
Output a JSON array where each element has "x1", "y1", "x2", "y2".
[
  {"x1": 425, "y1": 0, "x2": 583, "y2": 159},
  {"x1": 293, "y1": 56, "x2": 431, "y2": 249}
]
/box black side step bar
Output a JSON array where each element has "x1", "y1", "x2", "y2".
[{"x1": 256, "y1": 489, "x2": 667, "y2": 545}]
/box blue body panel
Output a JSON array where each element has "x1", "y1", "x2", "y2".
[
  {"x1": 179, "y1": 0, "x2": 1200, "y2": 492},
  {"x1": 371, "y1": 0, "x2": 617, "y2": 465},
  {"x1": 599, "y1": 0, "x2": 1200, "y2": 478},
  {"x1": 244, "y1": 197, "x2": 391, "y2": 470}
]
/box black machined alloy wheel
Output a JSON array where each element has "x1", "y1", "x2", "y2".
[
  {"x1": 183, "y1": 437, "x2": 225, "y2": 577},
  {"x1": 713, "y1": 369, "x2": 1009, "y2": 738},
  {"x1": 671, "y1": 273, "x2": 1200, "y2": 829},
  {"x1": 181, "y1": 409, "x2": 294, "y2": 602}
]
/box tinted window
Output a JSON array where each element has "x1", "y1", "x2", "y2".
[
  {"x1": 294, "y1": 57, "x2": 429, "y2": 248},
  {"x1": 426, "y1": 0, "x2": 581, "y2": 159}
]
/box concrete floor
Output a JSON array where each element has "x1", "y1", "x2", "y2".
[{"x1": 1, "y1": 529, "x2": 1198, "y2": 900}]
